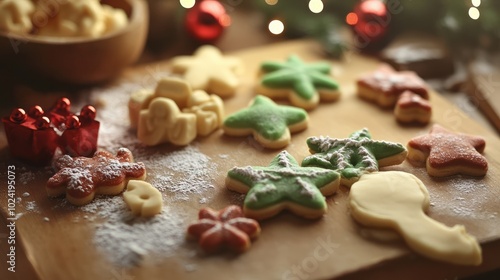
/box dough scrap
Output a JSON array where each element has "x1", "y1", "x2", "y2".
[
  {"x1": 124, "y1": 180, "x2": 162, "y2": 218},
  {"x1": 349, "y1": 171, "x2": 482, "y2": 266}
]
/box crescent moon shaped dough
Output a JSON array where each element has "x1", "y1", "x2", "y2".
[{"x1": 349, "y1": 171, "x2": 482, "y2": 266}]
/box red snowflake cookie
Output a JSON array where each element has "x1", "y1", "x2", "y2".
[
  {"x1": 187, "y1": 205, "x2": 261, "y2": 253},
  {"x1": 46, "y1": 148, "x2": 147, "y2": 205}
]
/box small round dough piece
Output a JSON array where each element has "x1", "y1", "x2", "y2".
[{"x1": 124, "y1": 180, "x2": 163, "y2": 218}]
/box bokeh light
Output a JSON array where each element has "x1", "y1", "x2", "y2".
[
  {"x1": 468, "y1": 7, "x2": 480, "y2": 20},
  {"x1": 345, "y1": 12, "x2": 358, "y2": 25},
  {"x1": 265, "y1": 0, "x2": 279, "y2": 5},
  {"x1": 268, "y1": 19, "x2": 284, "y2": 35},
  {"x1": 180, "y1": 0, "x2": 196, "y2": 9},
  {"x1": 309, "y1": 0, "x2": 324, "y2": 14},
  {"x1": 471, "y1": 0, "x2": 481, "y2": 7}
]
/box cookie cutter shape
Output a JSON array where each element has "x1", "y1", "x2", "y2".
[
  {"x1": 129, "y1": 77, "x2": 224, "y2": 144},
  {"x1": 222, "y1": 95, "x2": 308, "y2": 149},
  {"x1": 129, "y1": 77, "x2": 192, "y2": 129},
  {"x1": 2, "y1": 98, "x2": 100, "y2": 165},
  {"x1": 257, "y1": 55, "x2": 340, "y2": 110},
  {"x1": 302, "y1": 128, "x2": 407, "y2": 187},
  {"x1": 226, "y1": 151, "x2": 340, "y2": 220},
  {"x1": 124, "y1": 180, "x2": 162, "y2": 218},
  {"x1": 46, "y1": 148, "x2": 147, "y2": 206},
  {"x1": 183, "y1": 90, "x2": 224, "y2": 136},
  {"x1": 407, "y1": 124, "x2": 488, "y2": 177},
  {"x1": 171, "y1": 45, "x2": 243, "y2": 98},
  {"x1": 350, "y1": 171, "x2": 482, "y2": 266},
  {"x1": 138, "y1": 98, "x2": 197, "y2": 146},
  {"x1": 0, "y1": 0, "x2": 34, "y2": 34},
  {"x1": 187, "y1": 205, "x2": 261, "y2": 253},
  {"x1": 394, "y1": 90, "x2": 432, "y2": 124},
  {"x1": 357, "y1": 64, "x2": 429, "y2": 108}
]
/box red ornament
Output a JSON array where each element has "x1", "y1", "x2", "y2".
[
  {"x1": 185, "y1": 0, "x2": 230, "y2": 43},
  {"x1": 346, "y1": 0, "x2": 389, "y2": 50},
  {"x1": 2, "y1": 98, "x2": 100, "y2": 165}
]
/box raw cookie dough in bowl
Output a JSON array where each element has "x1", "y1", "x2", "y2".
[{"x1": 0, "y1": 0, "x2": 148, "y2": 85}]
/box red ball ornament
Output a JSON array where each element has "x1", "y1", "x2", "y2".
[
  {"x1": 185, "y1": 0, "x2": 230, "y2": 43},
  {"x1": 346, "y1": 0, "x2": 389, "y2": 50},
  {"x1": 9, "y1": 108, "x2": 27, "y2": 123}
]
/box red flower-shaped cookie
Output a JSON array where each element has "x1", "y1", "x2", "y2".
[
  {"x1": 407, "y1": 125, "x2": 488, "y2": 177},
  {"x1": 46, "y1": 148, "x2": 147, "y2": 205},
  {"x1": 187, "y1": 205, "x2": 261, "y2": 253}
]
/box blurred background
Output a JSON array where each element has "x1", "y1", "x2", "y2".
[
  {"x1": 0, "y1": 0, "x2": 499, "y2": 134},
  {"x1": 143, "y1": 0, "x2": 500, "y2": 134}
]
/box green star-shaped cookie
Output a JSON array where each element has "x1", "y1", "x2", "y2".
[
  {"x1": 226, "y1": 150, "x2": 340, "y2": 220},
  {"x1": 302, "y1": 128, "x2": 407, "y2": 187},
  {"x1": 222, "y1": 95, "x2": 308, "y2": 149},
  {"x1": 258, "y1": 55, "x2": 340, "y2": 110}
]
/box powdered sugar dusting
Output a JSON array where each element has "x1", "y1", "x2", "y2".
[
  {"x1": 429, "y1": 177, "x2": 497, "y2": 220},
  {"x1": 146, "y1": 146, "x2": 217, "y2": 201},
  {"x1": 78, "y1": 196, "x2": 186, "y2": 267}
]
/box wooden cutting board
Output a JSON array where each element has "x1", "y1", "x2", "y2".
[
  {"x1": 467, "y1": 58, "x2": 500, "y2": 134},
  {"x1": 1, "y1": 40, "x2": 500, "y2": 280}
]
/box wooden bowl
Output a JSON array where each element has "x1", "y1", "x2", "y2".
[{"x1": 0, "y1": 0, "x2": 148, "y2": 85}]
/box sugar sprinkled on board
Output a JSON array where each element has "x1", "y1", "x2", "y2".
[
  {"x1": 146, "y1": 145, "x2": 217, "y2": 201},
  {"x1": 429, "y1": 176, "x2": 496, "y2": 220},
  {"x1": 78, "y1": 196, "x2": 187, "y2": 267},
  {"x1": 25, "y1": 201, "x2": 38, "y2": 212}
]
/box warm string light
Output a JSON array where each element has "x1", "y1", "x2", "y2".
[
  {"x1": 265, "y1": 0, "x2": 279, "y2": 5},
  {"x1": 468, "y1": 0, "x2": 481, "y2": 20},
  {"x1": 268, "y1": 19, "x2": 284, "y2": 35},
  {"x1": 345, "y1": 12, "x2": 358, "y2": 25},
  {"x1": 180, "y1": 0, "x2": 196, "y2": 9},
  {"x1": 468, "y1": 7, "x2": 480, "y2": 20},
  {"x1": 308, "y1": 0, "x2": 324, "y2": 14}
]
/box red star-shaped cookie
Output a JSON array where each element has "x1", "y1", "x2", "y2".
[
  {"x1": 46, "y1": 148, "x2": 147, "y2": 205},
  {"x1": 407, "y1": 125, "x2": 488, "y2": 177},
  {"x1": 187, "y1": 205, "x2": 261, "y2": 253}
]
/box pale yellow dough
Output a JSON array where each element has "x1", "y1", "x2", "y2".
[
  {"x1": 124, "y1": 180, "x2": 162, "y2": 218},
  {"x1": 130, "y1": 77, "x2": 224, "y2": 145},
  {"x1": 0, "y1": 0, "x2": 127, "y2": 37},
  {"x1": 137, "y1": 98, "x2": 197, "y2": 146},
  {"x1": 171, "y1": 45, "x2": 243, "y2": 98},
  {"x1": 0, "y1": 0, "x2": 35, "y2": 34},
  {"x1": 349, "y1": 171, "x2": 482, "y2": 266}
]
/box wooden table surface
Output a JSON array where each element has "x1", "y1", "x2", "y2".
[{"x1": 1, "y1": 8, "x2": 499, "y2": 280}]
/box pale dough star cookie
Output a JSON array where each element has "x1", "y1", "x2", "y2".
[
  {"x1": 349, "y1": 171, "x2": 482, "y2": 266},
  {"x1": 171, "y1": 45, "x2": 242, "y2": 98}
]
